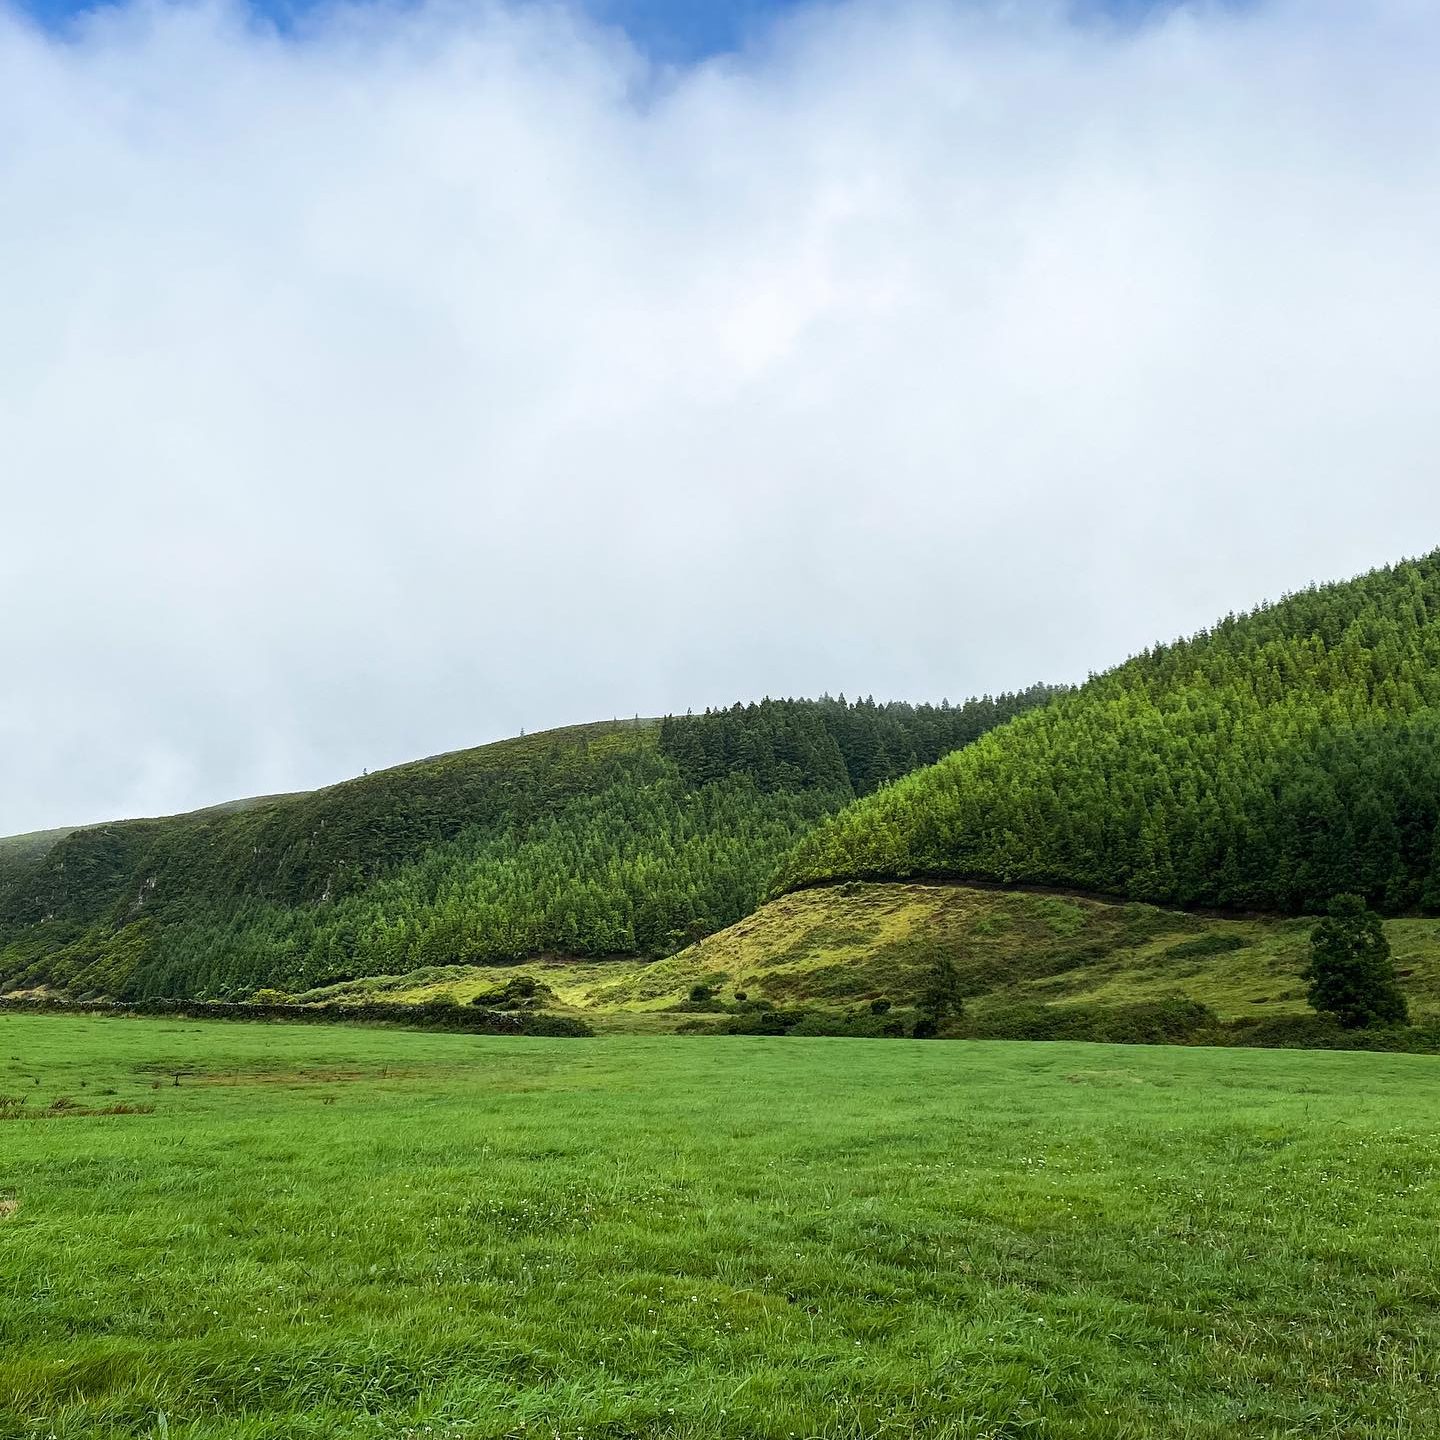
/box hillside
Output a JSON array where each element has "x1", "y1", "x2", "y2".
[
  {"x1": 0, "y1": 691, "x2": 1056, "y2": 1000},
  {"x1": 778, "y1": 552, "x2": 1440, "y2": 915},
  {"x1": 284, "y1": 881, "x2": 1440, "y2": 1034},
  {"x1": 0, "y1": 826, "x2": 78, "y2": 887}
]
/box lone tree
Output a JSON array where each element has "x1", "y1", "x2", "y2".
[
  {"x1": 1305, "y1": 894, "x2": 1408, "y2": 1029},
  {"x1": 914, "y1": 952, "x2": 965, "y2": 1037}
]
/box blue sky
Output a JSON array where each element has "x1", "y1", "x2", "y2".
[
  {"x1": 18, "y1": 0, "x2": 1187, "y2": 58},
  {"x1": 589, "y1": 0, "x2": 1181, "y2": 58}
]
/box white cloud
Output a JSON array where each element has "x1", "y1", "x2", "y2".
[{"x1": 2, "y1": 0, "x2": 1438, "y2": 830}]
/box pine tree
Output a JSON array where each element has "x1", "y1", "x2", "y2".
[
  {"x1": 1305, "y1": 894, "x2": 1409, "y2": 1029},
  {"x1": 914, "y1": 950, "x2": 965, "y2": 1036}
]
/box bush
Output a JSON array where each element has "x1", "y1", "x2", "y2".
[
  {"x1": 718, "y1": 1006, "x2": 813, "y2": 1036},
  {"x1": 724, "y1": 996, "x2": 773, "y2": 1014},
  {"x1": 470, "y1": 975, "x2": 552, "y2": 1010},
  {"x1": 669, "y1": 981, "x2": 726, "y2": 1013},
  {"x1": 1214, "y1": 1013, "x2": 1440, "y2": 1053},
  {"x1": 715, "y1": 1005, "x2": 915, "y2": 1039},
  {"x1": 516, "y1": 1014, "x2": 594, "y2": 1038},
  {"x1": 959, "y1": 997, "x2": 1217, "y2": 1045}
]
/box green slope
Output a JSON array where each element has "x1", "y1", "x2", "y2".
[
  {"x1": 632, "y1": 882, "x2": 1440, "y2": 1025},
  {"x1": 778, "y1": 552, "x2": 1440, "y2": 915},
  {"x1": 0, "y1": 693, "x2": 1055, "y2": 1000},
  {"x1": 301, "y1": 880, "x2": 1439, "y2": 1036}
]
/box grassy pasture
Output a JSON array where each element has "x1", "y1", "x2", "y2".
[{"x1": 2, "y1": 1016, "x2": 1439, "y2": 1438}]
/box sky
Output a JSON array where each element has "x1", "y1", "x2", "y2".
[
  {"x1": 12, "y1": 0, "x2": 1192, "y2": 58},
  {"x1": 2, "y1": 0, "x2": 1439, "y2": 835}
]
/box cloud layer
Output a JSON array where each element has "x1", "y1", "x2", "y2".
[{"x1": 2, "y1": 0, "x2": 1439, "y2": 831}]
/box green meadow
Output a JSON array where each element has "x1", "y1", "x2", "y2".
[{"x1": 3, "y1": 1015, "x2": 1439, "y2": 1439}]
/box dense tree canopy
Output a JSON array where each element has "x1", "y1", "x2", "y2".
[
  {"x1": 777, "y1": 553, "x2": 1440, "y2": 916},
  {"x1": 658, "y1": 690, "x2": 1061, "y2": 797}
]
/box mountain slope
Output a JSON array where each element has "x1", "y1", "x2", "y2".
[
  {"x1": 778, "y1": 552, "x2": 1440, "y2": 914},
  {"x1": 0, "y1": 826, "x2": 79, "y2": 888},
  {"x1": 0, "y1": 691, "x2": 1057, "y2": 999}
]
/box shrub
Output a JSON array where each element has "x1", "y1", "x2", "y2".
[
  {"x1": 1165, "y1": 934, "x2": 1248, "y2": 960},
  {"x1": 725, "y1": 996, "x2": 773, "y2": 1014},
  {"x1": 0, "y1": 996, "x2": 592, "y2": 1037},
  {"x1": 516, "y1": 1014, "x2": 594, "y2": 1038},
  {"x1": 718, "y1": 1007, "x2": 812, "y2": 1036},
  {"x1": 959, "y1": 997, "x2": 1217, "y2": 1045},
  {"x1": 1215, "y1": 1013, "x2": 1440, "y2": 1053},
  {"x1": 470, "y1": 975, "x2": 552, "y2": 1010},
  {"x1": 669, "y1": 981, "x2": 726, "y2": 1013},
  {"x1": 786, "y1": 1009, "x2": 910, "y2": 1039}
]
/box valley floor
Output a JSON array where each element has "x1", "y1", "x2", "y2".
[{"x1": 3, "y1": 1015, "x2": 1439, "y2": 1437}]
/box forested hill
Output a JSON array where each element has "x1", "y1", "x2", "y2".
[
  {"x1": 777, "y1": 552, "x2": 1440, "y2": 916},
  {"x1": 0, "y1": 826, "x2": 79, "y2": 889},
  {"x1": 0, "y1": 690, "x2": 1059, "y2": 1000}
]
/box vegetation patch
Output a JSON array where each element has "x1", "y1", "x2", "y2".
[
  {"x1": 1166, "y1": 933, "x2": 1249, "y2": 960},
  {"x1": 3, "y1": 1014, "x2": 1439, "y2": 1437},
  {"x1": 956, "y1": 997, "x2": 1219, "y2": 1045},
  {"x1": 0, "y1": 996, "x2": 594, "y2": 1037},
  {"x1": 0, "y1": 1092, "x2": 155, "y2": 1119}
]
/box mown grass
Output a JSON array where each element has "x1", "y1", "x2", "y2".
[{"x1": 2, "y1": 1014, "x2": 1439, "y2": 1437}]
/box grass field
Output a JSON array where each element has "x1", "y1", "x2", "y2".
[{"x1": 3, "y1": 1016, "x2": 1439, "y2": 1439}]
